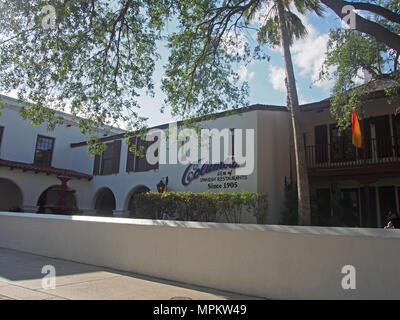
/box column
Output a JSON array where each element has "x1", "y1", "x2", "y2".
[{"x1": 376, "y1": 186, "x2": 381, "y2": 228}]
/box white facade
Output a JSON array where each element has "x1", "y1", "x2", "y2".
[{"x1": 0, "y1": 95, "x2": 291, "y2": 224}]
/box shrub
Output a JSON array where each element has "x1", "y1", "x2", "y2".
[{"x1": 132, "y1": 191, "x2": 268, "y2": 223}]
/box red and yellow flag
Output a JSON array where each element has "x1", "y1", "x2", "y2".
[{"x1": 352, "y1": 110, "x2": 363, "y2": 149}]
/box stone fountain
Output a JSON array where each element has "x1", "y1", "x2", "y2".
[{"x1": 44, "y1": 173, "x2": 81, "y2": 215}]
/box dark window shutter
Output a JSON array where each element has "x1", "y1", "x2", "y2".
[
  {"x1": 314, "y1": 125, "x2": 328, "y2": 163},
  {"x1": 135, "y1": 138, "x2": 145, "y2": 172},
  {"x1": 361, "y1": 118, "x2": 372, "y2": 159},
  {"x1": 374, "y1": 115, "x2": 391, "y2": 158},
  {"x1": 112, "y1": 140, "x2": 122, "y2": 174},
  {"x1": 0, "y1": 127, "x2": 4, "y2": 149},
  {"x1": 126, "y1": 137, "x2": 136, "y2": 172},
  {"x1": 393, "y1": 115, "x2": 400, "y2": 157},
  {"x1": 148, "y1": 137, "x2": 159, "y2": 170},
  {"x1": 149, "y1": 137, "x2": 160, "y2": 170},
  {"x1": 93, "y1": 154, "x2": 101, "y2": 175}
]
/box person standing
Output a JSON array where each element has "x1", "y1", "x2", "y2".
[{"x1": 384, "y1": 211, "x2": 400, "y2": 229}]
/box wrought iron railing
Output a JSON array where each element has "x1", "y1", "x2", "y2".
[{"x1": 305, "y1": 136, "x2": 400, "y2": 169}]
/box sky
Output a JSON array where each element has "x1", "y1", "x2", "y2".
[
  {"x1": 136, "y1": 5, "x2": 344, "y2": 128},
  {"x1": 2, "y1": 3, "x2": 345, "y2": 129}
]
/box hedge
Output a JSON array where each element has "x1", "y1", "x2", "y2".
[{"x1": 131, "y1": 190, "x2": 268, "y2": 223}]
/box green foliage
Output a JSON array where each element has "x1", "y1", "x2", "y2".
[
  {"x1": 280, "y1": 183, "x2": 298, "y2": 225},
  {"x1": 0, "y1": 0, "x2": 162, "y2": 139},
  {"x1": 280, "y1": 182, "x2": 344, "y2": 226},
  {"x1": 245, "y1": 0, "x2": 324, "y2": 48},
  {"x1": 132, "y1": 190, "x2": 268, "y2": 224},
  {"x1": 320, "y1": 13, "x2": 400, "y2": 131}
]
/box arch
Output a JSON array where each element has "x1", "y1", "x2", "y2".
[
  {"x1": 36, "y1": 185, "x2": 77, "y2": 214},
  {"x1": 93, "y1": 187, "x2": 116, "y2": 217},
  {"x1": 0, "y1": 178, "x2": 23, "y2": 212},
  {"x1": 124, "y1": 185, "x2": 151, "y2": 218}
]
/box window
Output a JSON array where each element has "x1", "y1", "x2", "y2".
[
  {"x1": 34, "y1": 135, "x2": 55, "y2": 166},
  {"x1": 329, "y1": 124, "x2": 356, "y2": 162},
  {"x1": 93, "y1": 140, "x2": 122, "y2": 176},
  {"x1": 126, "y1": 136, "x2": 158, "y2": 173},
  {"x1": 101, "y1": 142, "x2": 115, "y2": 175},
  {"x1": 229, "y1": 128, "x2": 235, "y2": 161},
  {"x1": 0, "y1": 126, "x2": 4, "y2": 150}
]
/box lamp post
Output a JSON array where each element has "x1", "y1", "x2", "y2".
[
  {"x1": 156, "y1": 177, "x2": 169, "y2": 193},
  {"x1": 157, "y1": 180, "x2": 165, "y2": 193}
]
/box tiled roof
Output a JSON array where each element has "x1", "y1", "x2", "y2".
[{"x1": 0, "y1": 159, "x2": 92, "y2": 180}]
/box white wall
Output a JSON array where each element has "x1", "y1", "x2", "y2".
[
  {"x1": 0, "y1": 95, "x2": 292, "y2": 223},
  {"x1": 256, "y1": 110, "x2": 291, "y2": 223},
  {"x1": 0, "y1": 168, "x2": 92, "y2": 212},
  {"x1": 84, "y1": 111, "x2": 267, "y2": 222},
  {"x1": 0, "y1": 212, "x2": 399, "y2": 300},
  {"x1": 0, "y1": 95, "x2": 122, "y2": 170}
]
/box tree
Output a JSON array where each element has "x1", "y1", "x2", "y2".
[
  {"x1": 0, "y1": 0, "x2": 325, "y2": 225},
  {"x1": 163, "y1": 0, "x2": 325, "y2": 225},
  {"x1": 319, "y1": 0, "x2": 400, "y2": 130},
  {"x1": 0, "y1": 0, "x2": 163, "y2": 138},
  {"x1": 274, "y1": 0, "x2": 321, "y2": 225}
]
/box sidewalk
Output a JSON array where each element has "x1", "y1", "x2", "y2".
[{"x1": 0, "y1": 247, "x2": 262, "y2": 300}]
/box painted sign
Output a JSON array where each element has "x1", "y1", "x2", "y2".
[{"x1": 181, "y1": 160, "x2": 248, "y2": 189}]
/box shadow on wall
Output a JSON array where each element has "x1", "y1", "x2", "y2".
[
  {"x1": 0, "y1": 178, "x2": 23, "y2": 212},
  {"x1": 94, "y1": 187, "x2": 116, "y2": 217}
]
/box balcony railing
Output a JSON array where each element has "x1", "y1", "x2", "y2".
[{"x1": 305, "y1": 136, "x2": 400, "y2": 169}]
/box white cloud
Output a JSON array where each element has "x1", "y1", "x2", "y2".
[
  {"x1": 238, "y1": 65, "x2": 255, "y2": 82},
  {"x1": 249, "y1": 5, "x2": 334, "y2": 92},
  {"x1": 268, "y1": 65, "x2": 286, "y2": 92},
  {"x1": 290, "y1": 23, "x2": 334, "y2": 92}
]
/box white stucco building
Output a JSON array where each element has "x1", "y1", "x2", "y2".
[
  {"x1": 2, "y1": 81, "x2": 400, "y2": 227},
  {"x1": 0, "y1": 95, "x2": 291, "y2": 224}
]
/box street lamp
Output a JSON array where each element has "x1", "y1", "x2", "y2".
[
  {"x1": 157, "y1": 177, "x2": 168, "y2": 193},
  {"x1": 157, "y1": 180, "x2": 165, "y2": 193}
]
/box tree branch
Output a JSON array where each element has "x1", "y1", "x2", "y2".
[
  {"x1": 347, "y1": 2, "x2": 400, "y2": 24},
  {"x1": 321, "y1": 0, "x2": 400, "y2": 52}
]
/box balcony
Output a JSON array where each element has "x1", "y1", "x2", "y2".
[{"x1": 305, "y1": 136, "x2": 400, "y2": 180}]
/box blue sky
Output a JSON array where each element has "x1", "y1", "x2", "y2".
[
  {"x1": 137, "y1": 6, "x2": 344, "y2": 127},
  {"x1": 1, "y1": 4, "x2": 345, "y2": 129}
]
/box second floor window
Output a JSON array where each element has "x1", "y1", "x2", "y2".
[
  {"x1": 34, "y1": 135, "x2": 55, "y2": 166},
  {"x1": 126, "y1": 136, "x2": 158, "y2": 173},
  {"x1": 0, "y1": 126, "x2": 4, "y2": 151},
  {"x1": 93, "y1": 140, "x2": 122, "y2": 176}
]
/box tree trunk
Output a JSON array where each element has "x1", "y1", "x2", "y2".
[{"x1": 277, "y1": 0, "x2": 311, "y2": 225}]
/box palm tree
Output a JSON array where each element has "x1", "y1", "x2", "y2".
[{"x1": 246, "y1": 0, "x2": 324, "y2": 225}]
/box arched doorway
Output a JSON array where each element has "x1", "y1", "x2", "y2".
[
  {"x1": 0, "y1": 178, "x2": 23, "y2": 211},
  {"x1": 37, "y1": 186, "x2": 77, "y2": 214},
  {"x1": 126, "y1": 186, "x2": 150, "y2": 218},
  {"x1": 94, "y1": 188, "x2": 116, "y2": 217}
]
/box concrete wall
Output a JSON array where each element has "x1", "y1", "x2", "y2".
[{"x1": 0, "y1": 212, "x2": 399, "y2": 300}]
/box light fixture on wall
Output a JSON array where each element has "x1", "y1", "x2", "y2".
[{"x1": 156, "y1": 177, "x2": 168, "y2": 193}]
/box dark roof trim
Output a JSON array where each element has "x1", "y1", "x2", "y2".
[
  {"x1": 0, "y1": 159, "x2": 93, "y2": 180},
  {"x1": 300, "y1": 86, "x2": 399, "y2": 112},
  {"x1": 70, "y1": 104, "x2": 288, "y2": 148}
]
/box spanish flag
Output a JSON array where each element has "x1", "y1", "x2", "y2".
[{"x1": 352, "y1": 110, "x2": 363, "y2": 149}]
